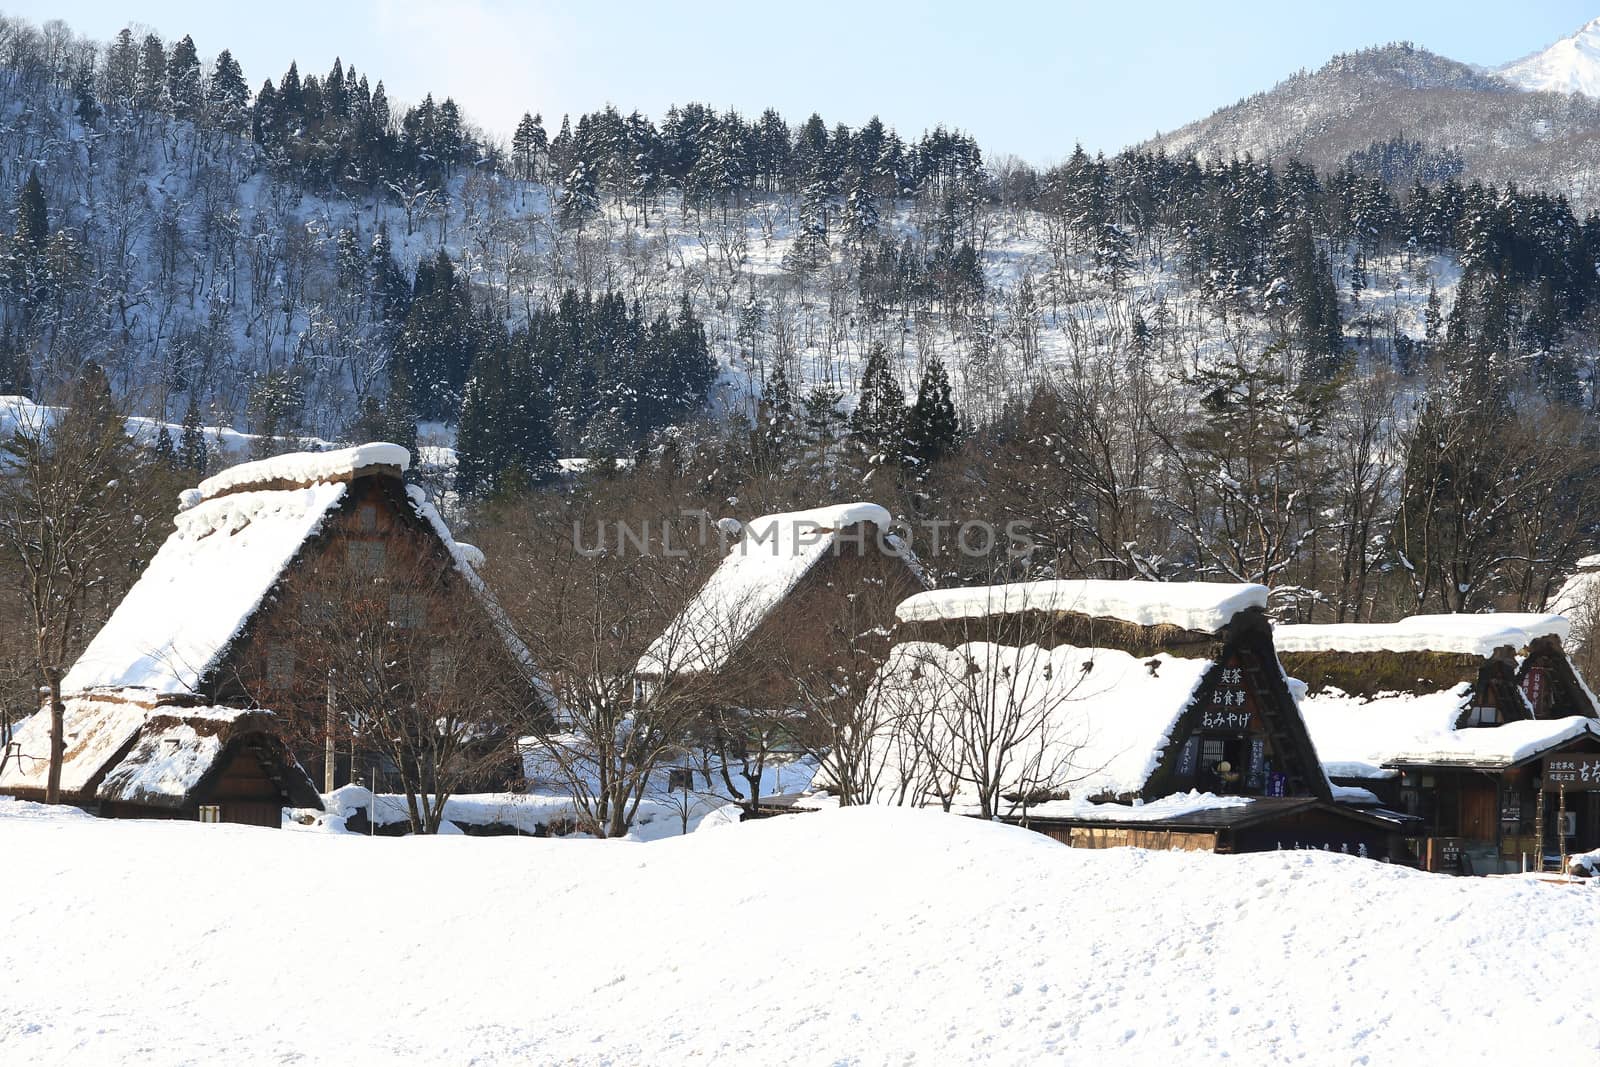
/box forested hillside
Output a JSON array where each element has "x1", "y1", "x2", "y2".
[{"x1": 4, "y1": 12, "x2": 1600, "y2": 641}]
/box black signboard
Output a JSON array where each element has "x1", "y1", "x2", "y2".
[
  {"x1": 1176, "y1": 736, "x2": 1200, "y2": 778},
  {"x1": 1432, "y1": 837, "x2": 1466, "y2": 874},
  {"x1": 1201, "y1": 664, "x2": 1257, "y2": 733},
  {"x1": 1545, "y1": 754, "x2": 1600, "y2": 790}
]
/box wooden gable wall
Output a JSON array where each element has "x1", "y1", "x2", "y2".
[
  {"x1": 1145, "y1": 613, "x2": 1331, "y2": 803},
  {"x1": 1516, "y1": 636, "x2": 1598, "y2": 720}
]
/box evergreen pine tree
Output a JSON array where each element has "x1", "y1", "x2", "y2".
[
  {"x1": 207, "y1": 50, "x2": 250, "y2": 129},
  {"x1": 135, "y1": 33, "x2": 166, "y2": 111},
  {"x1": 179, "y1": 398, "x2": 208, "y2": 474},
  {"x1": 1424, "y1": 285, "x2": 1443, "y2": 348},
  {"x1": 165, "y1": 35, "x2": 202, "y2": 119},
  {"x1": 905, "y1": 357, "x2": 960, "y2": 467},
  {"x1": 848, "y1": 343, "x2": 907, "y2": 469},
  {"x1": 800, "y1": 386, "x2": 845, "y2": 482},
  {"x1": 15, "y1": 171, "x2": 47, "y2": 254},
  {"x1": 512, "y1": 112, "x2": 539, "y2": 181},
  {"x1": 153, "y1": 424, "x2": 177, "y2": 470}
]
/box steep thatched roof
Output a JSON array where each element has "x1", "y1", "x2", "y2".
[
  {"x1": 639, "y1": 502, "x2": 920, "y2": 677},
  {"x1": 0, "y1": 698, "x2": 147, "y2": 799},
  {"x1": 0, "y1": 702, "x2": 320, "y2": 812},
  {"x1": 868, "y1": 582, "x2": 1329, "y2": 807},
  {"x1": 96, "y1": 708, "x2": 321, "y2": 811},
  {"x1": 1277, "y1": 648, "x2": 1492, "y2": 701}
]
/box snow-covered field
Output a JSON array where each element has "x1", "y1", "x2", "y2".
[{"x1": 2, "y1": 799, "x2": 1595, "y2": 1065}]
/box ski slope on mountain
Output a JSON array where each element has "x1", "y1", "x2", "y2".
[
  {"x1": 1498, "y1": 17, "x2": 1600, "y2": 97},
  {"x1": 1, "y1": 799, "x2": 1595, "y2": 1065}
]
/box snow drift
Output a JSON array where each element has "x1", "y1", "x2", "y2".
[{"x1": 1, "y1": 800, "x2": 1595, "y2": 1065}]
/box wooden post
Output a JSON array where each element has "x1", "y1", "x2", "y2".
[
  {"x1": 1534, "y1": 781, "x2": 1546, "y2": 873},
  {"x1": 1559, "y1": 784, "x2": 1568, "y2": 877},
  {"x1": 323, "y1": 670, "x2": 336, "y2": 793}
]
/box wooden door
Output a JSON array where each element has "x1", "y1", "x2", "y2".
[{"x1": 1459, "y1": 780, "x2": 1498, "y2": 841}]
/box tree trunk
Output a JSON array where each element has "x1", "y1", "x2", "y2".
[{"x1": 44, "y1": 666, "x2": 63, "y2": 806}]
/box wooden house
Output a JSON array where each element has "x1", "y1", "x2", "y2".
[
  {"x1": 879, "y1": 580, "x2": 1409, "y2": 859},
  {"x1": 1277, "y1": 614, "x2": 1600, "y2": 873},
  {"x1": 637, "y1": 501, "x2": 927, "y2": 704},
  {"x1": 0, "y1": 442, "x2": 536, "y2": 823}
]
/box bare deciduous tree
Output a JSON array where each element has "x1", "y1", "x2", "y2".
[
  {"x1": 0, "y1": 371, "x2": 163, "y2": 803},
  {"x1": 480, "y1": 485, "x2": 728, "y2": 838}
]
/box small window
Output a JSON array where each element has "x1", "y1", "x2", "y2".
[
  {"x1": 198, "y1": 805, "x2": 221, "y2": 823},
  {"x1": 389, "y1": 594, "x2": 426, "y2": 629},
  {"x1": 427, "y1": 649, "x2": 452, "y2": 691},
  {"x1": 266, "y1": 644, "x2": 295, "y2": 688},
  {"x1": 1465, "y1": 705, "x2": 1500, "y2": 727},
  {"x1": 300, "y1": 597, "x2": 334, "y2": 627},
  {"x1": 356, "y1": 503, "x2": 379, "y2": 532},
  {"x1": 346, "y1": 541, "x2": 387, "y2": 575}
]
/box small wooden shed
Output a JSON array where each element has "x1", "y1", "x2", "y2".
[{"x1": 0, "y1": 700, "x2": 320, "y2": 826}]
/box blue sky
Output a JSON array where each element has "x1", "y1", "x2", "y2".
[{"x1": 18, "y1": 1, "x2": 1600, "y2": 163}]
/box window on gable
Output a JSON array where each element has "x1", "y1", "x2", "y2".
[
  {"x1": 1465, "y1": 704, "x2": 1500, "y2": 727},
  {"x1": 346, "y1": 540, "x2": 387, "y2": 576},
  {"x1": 389, "y1": 594, "x2": 426, "y2": 629},
  {"x1": 266, "y1": 644, "x2": 295, "y2": 688},
  {"x1": 356, "y1": 503, "x2": 379, "y2": 532},
  {"x1": 427, "y1": 649, "x2": 452, "y2": 692},
  {"x1": 300, "y1": 597, "x2": 334, "y2": 627}
]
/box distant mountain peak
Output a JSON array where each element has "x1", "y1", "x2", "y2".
[{"x1": 1497, "y1": 17, "x2": 1600, "y2": 97}]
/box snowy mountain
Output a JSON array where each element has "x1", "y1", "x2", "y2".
[
  {"x1": 1497, "y1": 17, "x2": 1600, "y2": 97},
  {"x1": 1145, "y1": 42, "x2": 1600, "y2": 207}
]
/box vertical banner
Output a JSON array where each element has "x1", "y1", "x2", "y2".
[
  {"x1": 1247, "y1": 737, "x2": 1266, "y2": 789},
  {"x1": 1522, "y1": 666, "x2": 1547, "y2": 712}
]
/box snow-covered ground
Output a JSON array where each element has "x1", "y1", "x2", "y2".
[{"x1": 2, "y1": 798, "x2": 1595, "y2": 1065}]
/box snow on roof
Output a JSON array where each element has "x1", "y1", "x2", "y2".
[
  {"x1": 95, "y1": 719, "x2": 227, "y2": 807},
  {"x1": 1021, "y1": 790, "x2": 1254, "y2": 823},
  {"x1": 62, "y1": 482, "x2": 347, "y2": 697},
  {"x1": 1551, "y1": 559, "x2": 1600, "y2": 616},
  {"x1": 639, "y1": 502, "x2": 896, "y2": 676},
  {"x1": 1274, "y1": 614, "x2": 1570, "y2": 658},
  {"x1": 870, "y1": 639, "x2": 1216, "y2": 802},
  {"x1": 1386, "y1": 716, "x2": 1599, "y2": 769},
  {"x1": 895, "y1": 579, "x2": 1268, "y2": 634},
  {"x1": 0, "y1": 699, "x2": 147, "y2": 797},
  {"x1": 1298, "y1": 685, "x2": 1474, "y2": 780},
  {"x1": 196, "y1": 442, "x2": 408, "y2": 501},
  {"x1": 0, "y1": 395, "x2": 338, "y2": 467}
]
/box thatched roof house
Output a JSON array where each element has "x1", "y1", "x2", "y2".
[
  {"x1": 61, "y1": 442, "x2": 512, "y2": 706},
  {"x1": 2, "y1": 442, "x2": 539, "y2": 821},
  {"x1": 1275, "y1": 614, "x2": 1600, "y2": 873},
  {"x1": 1276, "y1": 614, "x2": 1597, "y2": 782},
  {"x1": 0, "y1": 701, "x2": 319, "y2": 825},
  {"x1": 638, "y1": 501, "x2": 926, "y2": 692},
  {"x1": 875, "y1": 580, "x2": 1405, "y2": 858}
]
